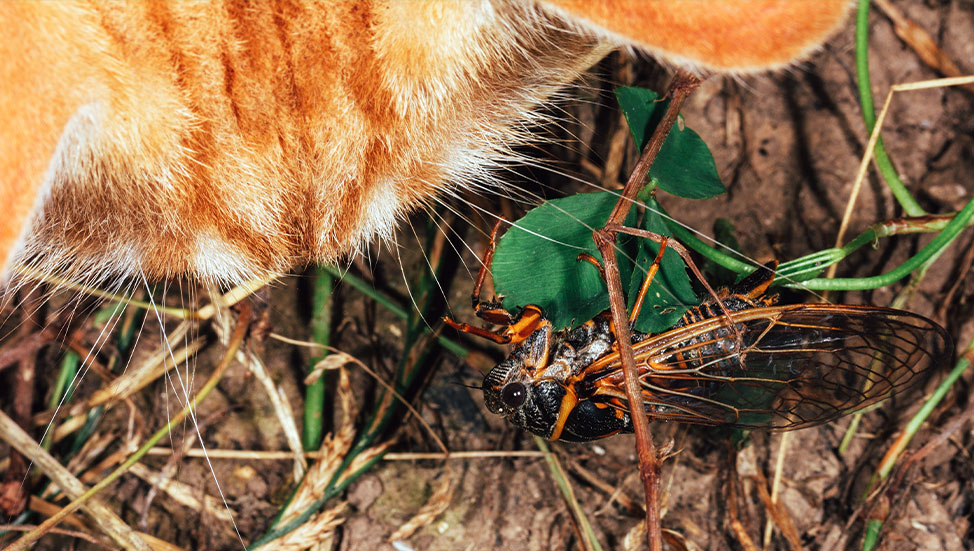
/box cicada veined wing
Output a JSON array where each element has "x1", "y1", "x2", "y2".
[{"x1": 584, "y1": 304, "x2": 951, "y2": 431}]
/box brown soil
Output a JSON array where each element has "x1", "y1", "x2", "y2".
[{"x1": 3, "y1": 3, "x2": 972, "y2": 551}]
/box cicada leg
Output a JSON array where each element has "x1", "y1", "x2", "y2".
[
  {"x1": 443, "y1": 304, "x2": 546, "y2": 345},
  {"x1": 628, "y1": 237, "x2": 668, "y2": 326},
  {"x1": 469, "y1": 219, "x2": 504, "y2": 309},
  {"x1": 443, "y1": 219, "x2": 549, "y2": 345},
  {"x1": 604, "y1": 224, "x2": 745, "y2": 343},
  {"x1": 577, "y1": 236, "x2": 670, "y2": 329}
]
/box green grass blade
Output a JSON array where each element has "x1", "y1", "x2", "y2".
[{"x1": 856, "y1": 0, "x2": 925, "y2": 216}]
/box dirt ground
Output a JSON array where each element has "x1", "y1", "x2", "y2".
[{"x1": 3, "y1": 2, "x2": 973, "y2": 551}]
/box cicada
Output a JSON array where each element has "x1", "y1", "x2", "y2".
[{"x1": 445, "y1": 228, "x2": 952, "y2": 442}]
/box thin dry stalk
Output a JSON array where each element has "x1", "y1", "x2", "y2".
[
  {"x1": 277, "y1": 367, "x2": 357, "y2": 527},
  {"x1": 129, "y1": 462, "x2": 236, "y2": 523},
  {"x1": 269, "y1": 333, "x2": 449, "y2": 455},
  {"x1": 749, "y1": 473, "x2": 801, "y2": 551},
  {"x1": 827, "y1": 75, "x2": 974, "y2": 280},
  {"x1": 145, "y1": 447, "x2": 548, "y2": 461},
  {"x1": 0, "y1": 409, "x2": 151, "y2": 551},
  {"x1": 594, "y1": 69, "x2": 702, "y2": 551},
  {"x1": 237, "y1": 344, "x2": 306, "y2": 479},
  {"x1": 762, "y1": 431, "x2": 791, "y2": 547}
]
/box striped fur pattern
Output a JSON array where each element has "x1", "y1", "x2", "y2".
[{"x1": 0, "y1": 1, "x2": 849, "y2": 289}]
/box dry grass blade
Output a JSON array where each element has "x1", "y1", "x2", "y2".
[
  {"x1": 725, "y1": 454, "x2": 757, "y2": 551},
  {"x1": 304, "y1": 351, "x2": 356, "y2": 385},
  {"x1": 749, "y1": 473, "x2": 802, "y2": 551},
  {"x1": 0, "y1": 524, "x2": 113, "y2": 548},
  {"x1": 535, "y1": 437, "x2": 603, "y2": 551},
  {"x1": 235, "y1": 344, "x2": 307, "y2": 480},
  {"x1": 0, "y1": 521, "x2": 187, "y2": 551},
  {"x1": 206, "y1": 299, "x2": 308, "y2": 480},
  {"x1": 388, "y1": 466, "x2": 455, "y2": 542},
  {"x1": 569, "y1": 456, "x2": 643, "y2": 516},
  {"x1": 82, "y1": 322, "x2": 200, "y2": 409},
  {"x1": 194, "y1": 274, "x2": 278, "y2": 320},
  {"x1": 26, "y1": 496, "x2": 88, "y2": 530},
  {"x1": 873, "y1": 0, "x2": 973, "y2": 90},
  {"x1": 71, "y1": 432, "x2": 138, "y2": 486},
  {"x1": 0, "y1": 409, "x2": 151, "y2": 551},
  {"x1": 128, "y1": 463, "x2": 236, "y2": 523},
  {"x1": 763, "y1": 431, "x2": 791, "y2": 548}
]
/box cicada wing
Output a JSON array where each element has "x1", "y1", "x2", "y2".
[{"x1": 622, "y1": 305, "x2": 951, "y2": 430}]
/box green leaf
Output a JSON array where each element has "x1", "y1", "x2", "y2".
[
  {"x1": 492, "y1": 193, "x2": 637, "y2": 330},
  {"x1": 615, "y1": 86, "x2": 725, "y2": 199},
  {"x1": 492, "y1": 192, "x2": 699, "y2": 334},
  {"x1": 628, "y1": 209, "x2": 696, "y2": 333}
]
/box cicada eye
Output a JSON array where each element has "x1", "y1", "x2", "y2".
[{"x1": 500, "y1": 382, "x2": 527, "y2": 409}]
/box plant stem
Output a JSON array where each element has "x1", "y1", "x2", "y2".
[
  {"x1": 304, "y1": 266, "x2": 334, "y2": 450},
  {"x1": 797, "y1": 196, "x2": 974, "y2": 290},
  {"x1": 319, "y1": 264, "x2": 469, "y2": 358},
  {"x1": 597, "y1": 69, "x2": 701, "y2": 551},
  {"x1": 856, "y1": 0, "x2": 925, "y2": 216}
]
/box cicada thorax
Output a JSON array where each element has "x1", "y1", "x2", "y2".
[
  {"x1": 577, "y1": 262, "x2": 778, "y2": 404},
  {"x1": 674, "y1": 260, "x2": 779, "y2": 328},
  {"x1": 625, "y1": 262, "x2": 782, "y2": 394}
]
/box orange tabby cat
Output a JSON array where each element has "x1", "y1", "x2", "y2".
[{"x1": 0, "y1": 1, "x2": 848, "y2": 288}]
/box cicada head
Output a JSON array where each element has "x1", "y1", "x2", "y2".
[
  {"x1": 482, "y1": 324, "x2": 566, "y2": 439},
  {"x1": 483, "y1": 364, "x2": 566, "y2": 439}
]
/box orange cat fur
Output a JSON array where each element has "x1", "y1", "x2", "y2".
[{"x1": 0, "y1": 1, "x2": 848, "y2": 288}]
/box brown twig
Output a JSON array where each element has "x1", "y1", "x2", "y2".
[{"x1": 593, "y1": 69, "x2": 702, "y2": 551}]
